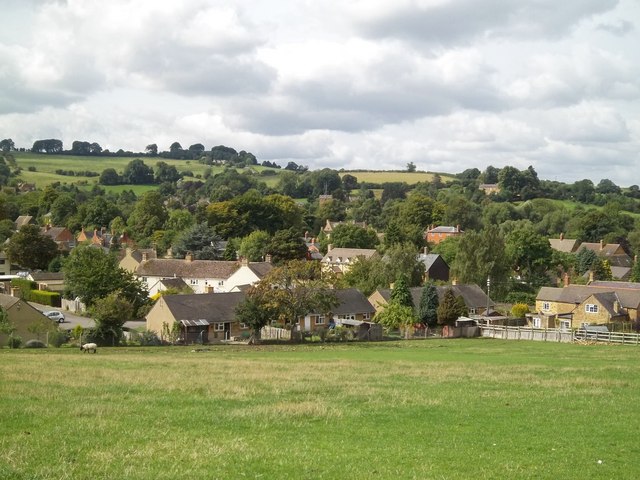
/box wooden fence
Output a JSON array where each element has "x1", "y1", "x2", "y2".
[
  {"x1": 480, "y1": 325, "x2": 640, "y2": 345},
  {"x1": 260, "y1": 326, "x2": 291, "y2": 341}
]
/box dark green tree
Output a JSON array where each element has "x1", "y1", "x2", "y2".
[
  {"x1": 172, "y1": 222, "x2": 222, "y2": 260},
  {"x1": 418, "y1": 283, "x2": 439, "y2": 327},
  {"x1": 122, "y1": 159, "x2": 154, "y2": 184},
  {"x1": 235, "y1": 288, "x2": 277, "y2": 344},
  {"x1": 267, "y1": 228, "x2": 308, "y2": 264},
  {"x1": 329, "y1": 223, "x2": 379, "y2": 249},
  {"x1": 390, "y1": 274, "x2": 413, "y2": 308},
  {"x1": 89, "y1": 292, "x2": 134, "y2": 346},
  {"x1": 437, "y1": 288, "x2": 459, "y2": 326},
  {"x1": 575, "y1": 248, "x2": 598, "y2": 275},
  {"x1": 6, "y1": 225, "x2": 59, "y2": 270},
  {"x1": 127, "y1": 191, "x2": 168, "y2": 239},
  {"x1": 99, "y1": 168, "x2": 121, "y2": 185}
]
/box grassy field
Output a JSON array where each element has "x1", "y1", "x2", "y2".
[
  {"x1": 340, "y1": 171, "x2": 455, "y2": 185},
  {"x1": 1, "y1": 339, "x2": 639, "y2": 479},
  {"x1": 9, "y1": 153, "x2": 283, "y2": 190}
]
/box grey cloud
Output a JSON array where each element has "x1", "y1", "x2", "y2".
[
  {"x1": 358, "y1": 0, "x2": 619, "y2": 44},
  {"x1": 596, "y1": 20, "x2": 634, "y2": 36}
]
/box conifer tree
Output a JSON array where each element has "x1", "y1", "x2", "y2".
[{"x1": 418, "y1": 283, "x2": 439, "y2": 327}]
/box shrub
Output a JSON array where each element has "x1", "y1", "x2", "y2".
[
  {"x1": 139, "y1": 330, "x2": 161, "y2": 346},
  {"x1": 511, "y1": 303, "x2": 530, "y2": 318},
  {"x1": 25, "y1": 339, "x2": 47, "y2": 348},
  {"x1": 10, "y1": 279, "x2": 37, "y2": 298},
  {"x1": 28, "y1": 290, "x2": 61, "y2": 307},
  {"x1": 505, "y1": 292, "x2": 537, "y2": 305},
  {"x1": 27, "y1": 166, "x2": 36, "y2": 172},
  {"x1": 48, "y1": 330, "x2": 69, "y2": 348},
  {"x1": 313, "y1": 327, "x2": 328, "y2": 342}
]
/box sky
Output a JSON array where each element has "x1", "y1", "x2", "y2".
[{"x1": 1, "y1": 0, "x2": 639, "y2": 186}]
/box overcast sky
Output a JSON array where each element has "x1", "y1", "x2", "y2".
[{"x1": 1, "y1": 0, "x2": 639, "y2": 185}]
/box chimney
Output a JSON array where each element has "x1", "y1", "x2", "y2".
[
  {"x1": 588, "y1": 270, "x2": 594, "y2": 283},
  {"x1": 560, "y1": 232, "x2": 564, "y2": 241},
  {"x1": 45, "y1": 223, "x2": 50, "y2": 232},
  {"x1": 241, "y1": 256, "x2": 249, "y2": 267},
  {"x1": 185, "y1": 252, "x2": 193, "y2": 262},
  {"x1": 600, "y1": 239, "x2": 604, "y2": 250},
  {"x1": 142, "y1": 251, "x2": 148, "y2": 262},
  {"x1": 456, "y1": 225, "x2": 460, "y2": 232},
  {"x1": 423, "y1": 246, "x2": 428, "y2": 255},
  {"x1": 328, "y1": 244, "x2": 333, "y2": 252},
  {"x1": 265, "y1": 254, "x2": 272, "y2": 264},
  {"x1": 563, "y1": 273, "x2": 570, "y2": 287},
  {"x1": 304, "y1": 231, "x2": 309, "y2": 240},
  {"x1": 451, "y1": 277, "x2": 458, "y2": 286}
]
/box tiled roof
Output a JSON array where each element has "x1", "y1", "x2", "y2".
[
  {"x1": 161, "y1": 292, "x2": 246, "y2": 323},
  {"x1": 308, "y1": 288, "x2": 375, "y2": 315},
  {"x1": 29, "y1": 272, "x2": 64, "y2": 281},
  {"x1": 549, "y1": 238, "x2": 579, "y2": 253},
  {"x1": 537, "y1": 284, "x2": 640, "y2": 309},
  {"x1": 418, "y1": 253, "x2": 447, "y2": 271},
  {"x1": 376, "y1": 284, "x2": 494, "y2": 309},
  {"x1": 427, "y1": 226, "x2": 462, "y2": 234},
  {"x1": 247, "y1": 262, "x2": 273, "y2": 278},
  {"x1": 137, "y1": 259, "x2": 240, "y2": 279},
  {"x1": 321, "y1": 248, "x2": 377, "y2": 263}
]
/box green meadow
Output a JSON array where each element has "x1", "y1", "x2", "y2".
[{"x1": 1, "y1": 339, "x2": 638, "y2": 479}]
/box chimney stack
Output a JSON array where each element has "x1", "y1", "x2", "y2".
[
  {"x1": 142, "y1": 251, "x2": 148, "y2": 262},
  {"x1": 451, "y1": 277, "x2": 458, "y2": 286},
  {"x1": 241, "y1": 256, "x2": 249, "y2": 267},
  {"x1": 560, "y1": 232, "x2": 564, "y2": 241},
  {"x1": 600, "y1": 239, "x2": 604, "y2": 250},
  {"x1": 265, "y1": 254, "x2": 272, "y2": 264},
  {"x1": 588, "y1": 270, "x2": 594, "y2": 283},
  {"x1": 563, "y1": 272, "x2": 570, "y2": 287},
  {"x1": 328, "y1": 244, "x2": 333, "y2": 252},
  {"x1": 185, "y1": 252, "x2": 193, "y2": 262}
]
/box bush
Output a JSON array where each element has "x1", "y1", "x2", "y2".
[
  {"x1": 25, "y1": 339, "x2": 47, "y2": 348},
  {"x1": 10, "y1": 279, "x2": 37, "y2": 298},
  {"x1": 7, "y1": 336, "x2": 22, "y2": 348},
  {"x1": 505, "y1": 292, "x2": 537, "y2": 305},
  {"x1": 28, "y1": 290, "x2": 61, "y2": 307},
  {"x1": 27, "y1": 166, "x2": 36, "y2": 172},
  {"x1": 139, "y1": 330, "x2": 161, "y2": 346},
  {"x1": 48, "y1": 330, "x2": 69, "y2": 348},
  {"x1": 511, "y1": 303, "x2": 530, "y2": 318},
  {"x1": 313, "y1": 327, "x2": 328, "y2": 342}
]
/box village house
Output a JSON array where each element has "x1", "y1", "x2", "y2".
[
  {"x1": 424, "y1": 225, "x2": 463, "y2": 245},
  {"x1": 320, "y1": 246, "x2": 378, "y2": 275},
  {"x1": 119, "y1": 247, "x2": 158, "y2": 273},
  {"x1": 298, "y1": 288, "x2": 376, "y2": 332},
  {"x1": 14, "y1": 215, "x2": 34, "y2": 231},
  {"x1": 369, "y1": 283, "x2": 494, "y2": 316},
  {"x1": 548, "y1": 233, "x2": 580, "y2": 254},
  {"x1": 577, "y1": 240, "x2": 632, "y2": 268},
  {"x1": 417, "y1": 252, "x2": 449, "y2": 282},
  {"x1": 532, "y1": 281, "x2": 640, "y2": 329},
  {"x1": 321, "y1": 219, "x2": 368, "y2": 238},
  {"x1": 41, "y1": 224, "x2": 76, "y2": 251},
  {"x1": 479, "y1": 183, "x2": 500, "y2": 195},
  {"x1": 135, "y1": 254, "x2": 272, "y2": 296},
  {"x1": 146, "y1": 292, "x2": 247, "y2": 343},
  {"x1": 0, "y1": 294, "x2": 57, "y2": 345},
  {"x1": 26, "y1": 271, "x2": 65, "y2": 293}
]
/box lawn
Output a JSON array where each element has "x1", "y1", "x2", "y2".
[{"x1": 1, "y1": 339, "x2": 638, "y2": 479}]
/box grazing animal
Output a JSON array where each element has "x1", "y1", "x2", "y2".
[{"x1": 80, "y1": 343, "x2": 97, "y2": 353}]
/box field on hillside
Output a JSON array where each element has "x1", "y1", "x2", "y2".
[
  {"x1": 9, "y1": 153, "x2": 283, "y2": 190},
  {"x1": 340, "y1": 170, "x2": 454, "y2": 185},
  {"x1": 1, "y1": 339, "x2": 639, "y2": 479}
]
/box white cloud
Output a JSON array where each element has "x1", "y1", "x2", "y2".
[{"x1": 0, "y1": 0, "x2": 639, "y2": 185}]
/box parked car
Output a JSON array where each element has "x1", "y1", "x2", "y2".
[{"x1": 43, "y1": 310, "x2": 65, "y2": 323}]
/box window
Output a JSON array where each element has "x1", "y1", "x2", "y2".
[
  {"x1": 314, "y1": 316, "x2": 325, "y2": 325},
  {"x1": 469, "y1": 308, "x2": 476, "y2": 315},
  {"x1": 0, "y1": 259, "x2": 5, "y2": 264},
  {"x1": 363, "y1": 312, "x2": 370, "y2": 320},
  {"x1": 542, "y1": 302, "x2": 550, "y2": 311},
  {"x1": 338, "y1": 314, "x2": 355, "y2": 321},
  {"x1": 585, "y1": 304, "x2": 598, "y2": 313},
  {"x1": 190, "y1": 279, "x2": 198, "y2": 285},
  {"x1": 560, "y1": 320, "x2": 571, "y2": 331},
  {"x1": 214, "y1": 323, "x2": 225, "y2": 332},
  {"x1": 532, "y1": 317, "x2": 541, "y2": 328},
  {"x1": 218, "y1": 281, "x2": 224, "y2": 286},
  {"x1": 240, "y1": 323, "x2": 249, "y2": 329}
]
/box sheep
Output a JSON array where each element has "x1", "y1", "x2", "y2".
[{"x1": 80, "y1": 343, "x2": 98, "y2": 353}]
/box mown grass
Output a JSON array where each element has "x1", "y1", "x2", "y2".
[{"x1": 1, "y1": 339, "x2": 639, "y2": 479}]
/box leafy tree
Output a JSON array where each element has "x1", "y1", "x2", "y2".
[
  {"x1": 418, "y1": 283, "x2": 439, "y2": 328},
  {"x1": 122, "y1": 159, "x2": 154, "y2": 184},
  {"x1": 511, "y1": 303, "x2": 529, "y2": 318},
  {"x1": 437, "y1": 288, "x2": 460, "y2": 326},
  {"x1": 251, "y1": 260, "x2": 338, "y2": 339},
  {"x1": 89, "y1": 292, "x2": 134, "y2": 346},
  {"x1": 630, "y1": 257, "x2": 640, "y2": 283},
  {"x1": 82, "y1": 196, "x2": 121, "y2": 229},
  {"x1": 188, "y1": 143, "x2": 205, "y2": 157},
  {"x1": 32, "y1": 139, "x2": 63, "y2": 153},
  {"x1": 267, "y1": 228, "x2": 308, "y2": 264},
  {"x1": 0, "y1": 138, "x2": 15, "y2": 152},
  {"x1": 172, "y1": 222, "x2": 222, "y2": 260},
  {"x1": 591, "y1": 258, "x2": 613, "y2": 281},
  {"x1": 6, "y1": 225, "x2": 59, "y2": 270},
  {"x1": 406, "y1": 162, "x2": 416, "y2": 172},
  {"x1": 127, "y1": 191, "x2": 168, "y2": 239},
  {"x1": 571, "y1": 179, "x2": 596, "y2": 203},
  {"x1": 329, "y1": 223, "x2": 378, "y2": 249},
  {"x1": 155, "y1": 161, "x2": 180, "y2": 183},
  {"x1": 165, "y1": 209, "x2": 195, "y2": 232},
  {"x1": 235, "y1": 289, "x2": 277, "y2": 344},
  {"x1": 596, "y1": 179, "x2": 621, "y2": 195},
  {"x1": 63, "y1": 246, "x2": 148, "y2": 314},
  {"x1": 390, "y1": 274, "x2": 413, "y2": 308},
  {"x1": 238, "y1": 230, "x2": 271, "y2": 262},
  {"x1": 451, "y1": 226, "x2": 510, "y2": 299},
  {"x1": 374, "y1": 301, "x2": 415, "y2": 335},
  {"x1": 342, "y1": 174, "x2": 358, "y2": 192},
  {"x1": 381, "y1": 182, "x2": 409, "y2": 204},
  {"x1": 505, "y1": 224, "x2": 553, "y2": 287},
  {"x1": 99, "y1": 168, "x2": 121, "y2": 185},
  {"x1": 145, "y1": 144, "x2": 158, "y2": 156}
]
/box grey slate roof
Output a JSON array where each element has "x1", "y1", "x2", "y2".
[
  {"x1": 28, "y1": 272, "x2": 64, "y2": 281},
  {"x1": 307, "y1": 288, "x2": 375, "y2": 315},
  {"x1": 137, "y1": 259, "x2": 240, "y2": 279},
  {"x1": 321, "y1": 248, "x2": 377, "y2": 263},
  {"x1": 418, "y1": 253, "x2": 444, "y2": 271},
  {"x1": 376, "y1": 284, "x2": 494, "y2": 310},
  {"x1": 158, "y1": 277, "x2": 190, "y2": 290},
  {"x1": 161, "y1": 292, "x2": 246, "y2": 324},
  {"x1": 247, "y1": 262, "x2": 273, "y2": 278}
]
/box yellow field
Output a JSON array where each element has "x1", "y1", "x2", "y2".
[{"x1": 340, "y1": 171, "x2": 453, "y2": 185}]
